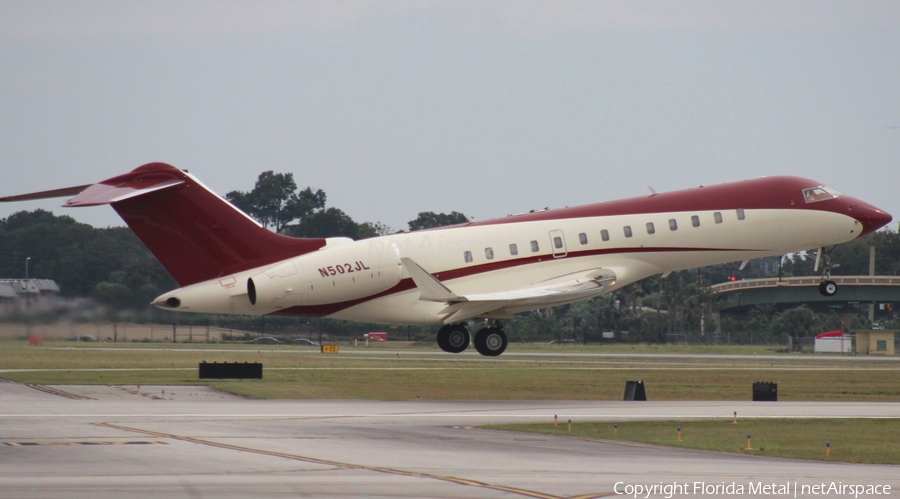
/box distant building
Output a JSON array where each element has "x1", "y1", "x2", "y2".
[
  {"x1": 855, "y1": 330, "x2": 897, "y2": 355},
  {"x1": 813, "y1": 330, "x2": 851, "y2": 354},
  {"x1": 0, "y1": 279, "x2": 60, "y2": 299}
]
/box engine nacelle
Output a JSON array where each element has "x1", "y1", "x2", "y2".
[{"x1": 248, "y1": 240, "x2": 402, "y2": 311}]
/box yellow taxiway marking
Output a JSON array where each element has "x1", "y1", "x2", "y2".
[
  {"x1": 95, "y1": 422, "x2": 610, "y2": 499},
  {"x1": 25, "y1": 383, "x2": 94, "y2": 400}
]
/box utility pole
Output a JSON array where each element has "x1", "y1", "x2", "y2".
[
  {"x1": 869, "y1": 246, "x2": 876, "y2": 323},
  {"x1": 25, "y1": 257, "x2": 31, "y2": 307}
]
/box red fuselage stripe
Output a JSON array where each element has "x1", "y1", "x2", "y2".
[{"x1": 269, "y1": 245, "x2": 755, "y2": 317}]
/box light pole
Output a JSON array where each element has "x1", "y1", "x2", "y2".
[{"x1": 25, "y1": 257, "x2": 31, "y2": 306}]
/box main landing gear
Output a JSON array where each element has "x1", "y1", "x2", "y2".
[
  {"x1": 436, "y1": 324, "x2": 469, "y2": 354},
  {"x1": 437, "y1": 324, "x2": 508, "y2": 357}
]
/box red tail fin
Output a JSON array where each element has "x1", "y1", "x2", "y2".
[{"x1": 65, "y1": 163, "x2": 326, "y2": 286}]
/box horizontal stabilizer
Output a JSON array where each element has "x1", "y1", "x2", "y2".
[
  {"x1": 65, "y1": 178, "x2": 184, "y2": 207},
  {"x1": 0, "y1": 184, "x2": 92, "y2": 203}
]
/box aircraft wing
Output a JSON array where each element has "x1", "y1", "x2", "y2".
[{"x1": 400, "y1": 258, "x2": 617, "y2": 323}]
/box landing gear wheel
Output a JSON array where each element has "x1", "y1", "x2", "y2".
[
  {"x1": 437, "y1": 325, "x2": 469, "y2": 354},
  {"x1": 815, "y1": 247, "x2": 839, "y2": 297},
  {"x1": 473, "y1": 327, "x2": 508, "y2": 357},
  {"x1": 818, "y1": 280, "x2": 838, "y2": 297}
]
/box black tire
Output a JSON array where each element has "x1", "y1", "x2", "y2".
[
  {"x1": 436, "y1": 327, "x2": 449, "y2": 352},
  {"x1": 818, "y1": 280, "x2": 838, "y2": 297},
  {"x1": 437, "y1": 325, "x2": 469, "y2": 354},
  {"x1": 473, "y1": 327, "x2": 508, "y2": 357}
]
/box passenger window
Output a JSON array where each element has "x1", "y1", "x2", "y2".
[
  {"x1": 553, "y1": 236, "x2": 563, "y2": 249},
  {"x1": 623, "y1": 226, "x2": 633, "y2": 238},
  {"x1": 646, "y1": 222, "x2": 655, "y2": 235},
  {"x1": 579, "y1": 233, "x2": 588, "y2": 245},
  {"x1": 669, "y1": 219, "x2": 678, "y2": 231},
  {"x1": 736, "y1": 208, "x2": 745, "y2": 221},
  {"x1": 714, "y1": 212, "x2": 723, "y2": 224},
  {"x1": 464, "y1": 251, "x2": 473, "y2": 263},
  {"x1": 485, "y1": 247, "x2": 494, "y2": 260},
  {"x1": 530, "y1": 240, "x2": 540, "y2": 252},
  {"x1": 509, "y1": 244, "x2": 518, "y2": 256},
  {"x1": 601, "y1": 229, "x2": 610, "y2": 241},
  {"x1": 691, "y1": 215, "x2": 700, "y2": 227}
]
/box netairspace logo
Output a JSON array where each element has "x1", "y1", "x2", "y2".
[{"x1": 614, "y1": 481, "x2": 891, "y2": 498}]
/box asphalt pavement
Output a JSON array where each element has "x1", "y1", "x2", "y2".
[{"x1": 1, "y1": 382, "x2": 898, "y2": 498}]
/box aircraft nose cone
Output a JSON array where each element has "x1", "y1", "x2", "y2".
[{"x1": 854, "y1": 204, "x2": 892, "y2": 237}]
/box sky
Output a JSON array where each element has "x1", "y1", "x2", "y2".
[{"x1": 1, "y1": 1, "x2": 899, "y2": 233}]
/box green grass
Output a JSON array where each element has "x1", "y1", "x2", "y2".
[
  {"x1": 519, "y1": 343, "x2": 787, "y2": 355},
  {"x1": 486, "y1": 418, "x2": 900, "y2": 464},
  {"x1": 1, "y1": 340, "x2": 898, "y2": 401},
  {"x1": 21, "y1": 338, "x2": 789, "y2": 355}
]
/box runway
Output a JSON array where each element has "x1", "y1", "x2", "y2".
[{"x1": 1, "y1": 382, "x2": 898, "y2": 498}]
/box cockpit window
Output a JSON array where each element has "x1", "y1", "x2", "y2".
[{"x1": 802, "y1": 186, "x2": 841, "y2": 204}]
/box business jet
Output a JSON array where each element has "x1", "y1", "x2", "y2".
[{"x1": 1, "y1": 163, "x2": 891, "y2": 356}]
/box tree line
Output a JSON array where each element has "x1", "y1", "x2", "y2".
[
  {"x1": 0, "y1": 170, "x2": 897, "y2": 344},
  {"x1": 223, "y1": 170, "x2": 467, "y2": 239},
  {"x1": 0, "y1": 171, "x2": 467, "y2": 328}
]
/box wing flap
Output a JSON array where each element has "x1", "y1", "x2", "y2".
[
  {"x1": 439, "y1": 301, "x2": 510, "y2": 323},
  {"x1": 462, "y1": 268, "x2": 615, "y2": 303},
  {"x1": 400, "y1": 257, "x2": 617, "y2": 323}
]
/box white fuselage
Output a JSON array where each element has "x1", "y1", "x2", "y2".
[{"x1": 157, "y1": 206, "x2": 860, "y2": 326}]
